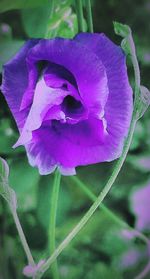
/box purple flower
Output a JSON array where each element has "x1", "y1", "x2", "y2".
[
  {"x1": 130, "y1": 182, "x2": 150, "y2": 231},
  {"x1": 1, "y1": 33, "x2": 133, "y2": 175}
]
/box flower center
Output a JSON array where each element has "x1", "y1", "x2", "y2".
[{"x1": 61, "y1": 95, "x2": 84, "y2": 118}]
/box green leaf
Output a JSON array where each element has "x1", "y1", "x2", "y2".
[
  {"x1": 113, "y1": 21, "x2": 131, "y2": 38},
  {"x1": 0, "y1": 0, "x2": 50, "y2": 13},
  {"x1": 114, "y1": 24, "x2": 131, "y2": 56},
  {"x1": 45, "y1": 5, "x2": 78, "y2": 39},
  {"x1": 21, "y1": 6, "x2": 52, "y2": 38},
  {"x1": 21, "y1": 0, "x2": 78, "y2": 39},
  {"x1": 0, "y1": 157, "x2": 17, "y2": 210},
  {"x1": 135, "y1": 85, "x2": 150, "y2": 120},
  {"x1": 0, "y1": 157, "x2": 9, "y2": 184}
]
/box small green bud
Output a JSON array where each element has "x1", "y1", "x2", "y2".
[{"x1": 113, "y1": 21, "x2": 131, "y2": 38}]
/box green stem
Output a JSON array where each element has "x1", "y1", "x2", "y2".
[
  {"x1": 70, "y1": 176, "x2": 150, "y2": 246},
  {"x1": 75, "y1": 0, "x2": 84, "y2": 32},
  {"x1": 49, "y1": 0, "x2": 55, "y2": 19},
  {"x1": 48, "y1": 170, "x2": 61, "y2": 279},
  {"x1": 38, "y1": 116, "x2": 137, "y2": 276},
  {"x1": 11, "y1": 209, "x2": 35, "y2": 266},
  {"x1": 45, "y1": 0, "x2": 55, "y2": 38},
  {"x1": 127, "y1": 31, "x2": 141, "y2": 121},
  {"x1": 85, "y1": 0, "x2": 93, "y2": 32},
  {"x1": 128, "y1": 33, "x2": 141, "y2": 93}
]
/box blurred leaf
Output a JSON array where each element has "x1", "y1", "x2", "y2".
[
  {"x1": 46, "y1": 4, "x2": 78, "y2": 38},
  {"x1": 57, "y1": 210, "x2": 125, "y2": 279},
  {"x1": 9, "y1": 158, "x2": 39, "y2": 211},
  {"x1": 4, "y1": 235, "x2": 25, "y2": 279},
  {"x1": 61, "y1": 261, "x2": 123, "y2": 279},
  {"x1": 0, "y1": 156, "x2": 9, "y2": 181},
  {"x1": 54, "y1": 12, "x2": 78, "y2": 38},
  {"x1": 37, "y1": 175, "x2": 71, "y2": 229},
  {"x1": 21, "y1": 1, "x2": 78, "y2": 39},
  {"x1": 0, "y1": 157, "x2": 17, "y2": 210},
  {"x1": 0, "y1": 39, "x2": 24, "y2": 72},
  {"x1": 135, "y1": 85, "x2": 150, "y2": 120},
  {"x1": 100, "y1": 228, "x2": 131, "y2": 262},
  {"x1": 127, "y1": 154, "x2": 150, "y2": 172},
  {"x1": 86, "y1": 263, "x2": 123, "y2": 279},
  {"x1": 21, "y1": 5, "x2": 51, "y2": 38},
  {"x1": 0, "y1": 118, "x2": 21, "y2": 154},
  {"x1": 0, "y1": 0, "x2": 50, "y2": 13}
]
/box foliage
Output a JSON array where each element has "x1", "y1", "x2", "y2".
[{"x1": 0, "y1": 1, "x2": 150, "y2": 279}]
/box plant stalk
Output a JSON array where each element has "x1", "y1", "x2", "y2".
[
  {"x1": 85, "y1": 0, "x2": 93, "y2": 32},
  {"x1": 48, "y1": 170, "x2": 61, "y2": 279},
  {"x1": 75, "y1": 0, "x2": 84, "y2": 32},
  {"x1": 11, "y1": 209, "x2": 35, "y2": 266}
]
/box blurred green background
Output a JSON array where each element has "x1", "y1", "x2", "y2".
[{"x1": 0, "y1": 0, "x2": 150, "y2": 278}]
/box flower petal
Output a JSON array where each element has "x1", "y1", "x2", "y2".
[
  {"x1": 75, "y1": 33, "x2": 133, "y2": 160},
  {"x1": 25, "y1": 117, "x2": 106, "y2": 174},
  {"x1": 25, "y1": 38, "x2": 109, "y2": 115},
  {"x1": 44, "y1": 64, "x2": 80, "y2": 101},
  {"x1": 14, "y1": 78, "x2": 68, "y2": 147},
  {"x1": 1, "y1": 39, "x2": 40, "y2": 130}
]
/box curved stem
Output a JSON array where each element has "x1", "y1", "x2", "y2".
[
  {"x1": 85, "y1": 0, "x2": 93, "y2": 33},
  {"x1": 75, "y1": 0, "x2": 84, "y2": 32},
  {"x1": 127, "y1": 31, "x2": 141, "y2": 118},
  {"x1": 38, "y1": 116, "x2": 137, "y2": 276},
  {"x1": 128, "y1": 33, "x2": 141, "y2": 93},
  {"x1": 48, "y1": 170, "x2": 61, "y2": 279},
  {"x1": 11, "y1": 209, "x2": 35, "y2": 266}
]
